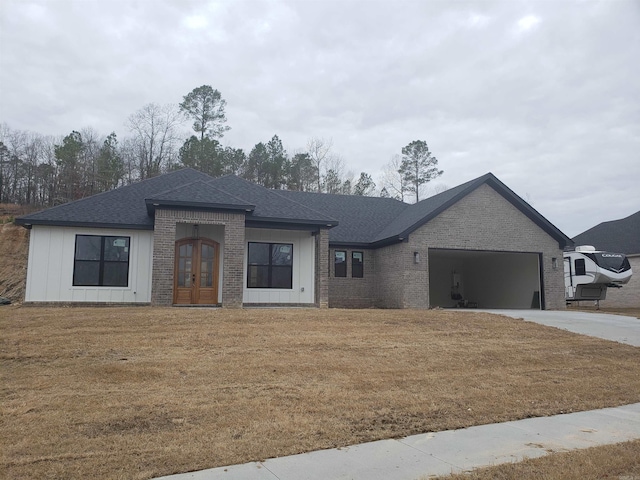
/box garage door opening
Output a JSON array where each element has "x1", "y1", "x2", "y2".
[{"x1": 428, "y1": 249, "x2": 543, "y2": 309}]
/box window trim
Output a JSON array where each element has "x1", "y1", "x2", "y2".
[
  {"x1": 73, "y1": 235, "x2": 130, "y2": 287},
  {"x1": 334, "y1": 250, "x2": 347, "y2": 277},
  {"x1": 247, "y1": 242, "x2": 294, "y2": 289},
  {"x1": 351, "y1": 251, "x2": 364, "y2": 278}
]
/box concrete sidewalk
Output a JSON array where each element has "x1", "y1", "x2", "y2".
[{"x1": 154, "y1": 403, "x2": 640, "y2": 480}]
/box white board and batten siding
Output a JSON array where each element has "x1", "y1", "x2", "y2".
[
  {"x1": 243, "y1": 228, "x2": 315, "y2": 304},
  {"x1": 25, "y1": 225, "x2": 153, "y2": 303}
]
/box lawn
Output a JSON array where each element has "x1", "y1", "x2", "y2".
[
  {"x1": 2, "y1": 307, "x2": 640, "y2": 479},
  {"x1": 434, "y1": 439, "x2": 640, "y2": 480}
]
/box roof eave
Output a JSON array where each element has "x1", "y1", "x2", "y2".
[
  {"x1": 145, "y1": 199, "x2": 255, "y2": 214},
  {"x1": 14, "y1": 218, "x2": 154, "y2": 230},
  {"x1": 246, "y1": 216, "x2": 338, "y2": 229}
]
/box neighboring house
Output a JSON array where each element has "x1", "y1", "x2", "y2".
[
  {"x1": 16, "y1": 169, "x2": 572, "y2": 309},
  {"x1": 572, "y1": 211, "x2": 640, "y2": 308}
]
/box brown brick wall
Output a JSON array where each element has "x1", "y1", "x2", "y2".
[
  {"x1": 151, "y1": 209, "x2": 245, "y2": 308},
  {"x1": 373, "y1": 243, "x2": 407, "y2": 308},
  {"x1": 328, "y1": 248, "x2": 376, "y2": 308},
  {"x1": 407, "y1": 184, "x2": 566, "y2": 310},
  {"x1": 337, "y1": 184, "x2": 566, "y2": 310},
  {"x1": 315, "y1": 228, "x2": 329, "y2": 308}
]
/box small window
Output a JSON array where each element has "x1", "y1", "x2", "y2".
[
  {"x1": 575, "y1": 258, "x2": 586, "y2": 276},
  {"x1": 247, "y1": 242, "x2": 293, "y2": 289},
  {"x1": 73, "y1": 235, "x2": 130, "y2": 287},
  {"x1": 334, "y1": 250, "x2": 347, "y2": 277},
  {"x1": 352, "y1": 251, "x2": 363, "y2": 278}
]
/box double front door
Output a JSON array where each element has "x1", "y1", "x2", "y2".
[{"x1": 174, "y1": 238, "x2": 220, "y2": 305}]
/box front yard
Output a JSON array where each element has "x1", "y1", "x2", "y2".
[{"x1": 2, "y1": 307, "x2": 640, "y2": 479}]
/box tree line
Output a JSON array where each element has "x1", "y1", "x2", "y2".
[{"x1": 0, "y1": 85, "x2": 443, "y2": 209}]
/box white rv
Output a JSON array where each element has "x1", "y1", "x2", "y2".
[{"x1": 564, "y1": 245, "x2": 632, "y2": 302}]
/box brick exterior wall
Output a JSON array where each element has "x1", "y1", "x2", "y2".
[
  {"x1": 315, "y1": 228, "x2": 329, "y2": 308},
  {"x1": 329, "y1": 184, "x2": 566, "y2": 310},
  {"x1": 373, "y1": 243, "x2": 408, "y2": 308},
  {"x1": 600, "y1": 255, "x2": 640, "y2": 308},
  {"x1": 328, "y1": 248, "x2": 376, "y2": 308},
  {"x1": 151, "y1": 209, "x2": 245, "y2": 308},
  {"x1": 408, "y1": 184, "x2": 565, "y2": 309}
]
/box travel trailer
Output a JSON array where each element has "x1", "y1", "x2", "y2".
[{"x1": 564, "y1": 245, "x2": 632, "y2": 302}]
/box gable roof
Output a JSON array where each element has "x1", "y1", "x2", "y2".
[
  {"x1": 572, "y1": 210, "x2": 640, "y2": 255},
  {"x1": 16, "y1": 169, "x2": 571, "y2": 249},
  {"x1": 376, "y1": 173, "x2": 572, "y2": 248},
  {"x1": 280, "y1": 173, "x2": 573, "y2": 249}
]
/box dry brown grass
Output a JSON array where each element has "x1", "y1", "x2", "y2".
[
  {"x1": 2, "y1": 307, "x2": 640, "y2": 479},
  {"x1": 434, "y1": 439, "x2": 640, "y2": 479}
]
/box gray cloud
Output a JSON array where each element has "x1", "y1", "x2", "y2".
[{"x1": 1, "y1": 0, "x2": 638, "y2": 237}]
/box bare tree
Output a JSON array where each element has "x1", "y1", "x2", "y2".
[
  {"x1": 79, "y1": 127, "x2": 101, "y2": 195},
  {"x1": 380, "y1": 154, "x2": 407, "y2": 202},
  {"x1": 306, "y1": 137, "x2": 332, "y2": 193},
  {"x1": 126, "y1": 103, "x2": 182, "y2": 179}
]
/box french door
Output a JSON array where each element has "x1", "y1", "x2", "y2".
[{"x1": 173, "y1": 238, "x2": 219, "y2": 305}]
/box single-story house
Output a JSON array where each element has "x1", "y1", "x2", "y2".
[
  {"x1": 16, "y1": 168, "x2": 572, "y2": 309},
  {"x1": 572, "y1": 210, "x2": 640, "y2": 308}
]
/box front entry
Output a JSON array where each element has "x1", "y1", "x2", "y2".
[{"x1": 174, "y1": 238, "x2": 220, "y2": 305}]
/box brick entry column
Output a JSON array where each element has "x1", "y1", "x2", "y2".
[
  {"x1": 151, "y1": 209, "x2": 245, "y2": 307},
  {"x1": 315, "y1": 228, "x2": 329, "y2": 308}
]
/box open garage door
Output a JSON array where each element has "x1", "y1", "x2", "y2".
[{"x1": 428, "y1": 249, "x2": 543, "y2": 309}]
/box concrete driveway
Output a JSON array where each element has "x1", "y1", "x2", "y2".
[{"x1": 476, "y1": 309, "x2": 640, "y2": 347}]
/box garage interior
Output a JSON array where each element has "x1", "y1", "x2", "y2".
[{"x1": 428, "y1": 248, "x2": 543, "y2": 309}]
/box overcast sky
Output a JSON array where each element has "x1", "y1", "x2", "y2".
[{"x1": 1, "y1": 0, "x2": 638, "y2": 237}]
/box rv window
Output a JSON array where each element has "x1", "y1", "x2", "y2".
[
  {"x1": 575, "y1": 258, "x2": 586, "y2": 276},
  {"x1": 588, "y1": 253, "x2": 631, "y2": 273}
]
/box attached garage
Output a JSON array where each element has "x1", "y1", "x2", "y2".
[{"x1": 428, "y1": 249, "x2": 543, "y2": 309}]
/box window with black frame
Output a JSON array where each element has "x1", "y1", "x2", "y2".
[
  {"x1": 73, "y1": 235, "x2": 130, "y2": 286},
  {"x1": 352, "y1": 251, "x2": 363, "y2": 278},
  {"x1": 334, "y1": 250, "x2": 347, "y2": 277},
  {"x1": 247, "y1": 242, "x2": 293, "y2": 289}
]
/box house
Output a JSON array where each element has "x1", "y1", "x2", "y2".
[
  {"x1": 15, "y1": 169, "x2": 572, "y2": 309},
  {"x1": 572, "y1": 211, "x2": 640, "y2": 308}
]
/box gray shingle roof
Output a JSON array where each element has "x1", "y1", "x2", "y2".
[
  {"x1": 145, "y1": 181, "x2": 255, "y2": 214},
  {"x1": 572, "y1": 210, "x2": 640, "y2": 255},
  {"x1": 16, "y1": 168, "x2": 212, "y2": 229},
  {"x1": 16, "y1": 169, "x2": 572, "y2": 249},
  {"x1": 276, "y1": 190, "x2": 407, "y2": 244},
  {"x1": 207, "y1": 175, "x2": 338, "y2": 226},
  {"x1": 370, "y1": 173, "x2": 572, "y2": 248}
]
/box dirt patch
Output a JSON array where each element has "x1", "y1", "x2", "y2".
[
  {"x1": 2, "y1": 307, "x2": 640, "y2": 479},
  {"x1": 0, "y1": 222, "x2": 29, "y2": 302}
]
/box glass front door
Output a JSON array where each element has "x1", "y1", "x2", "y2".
[{"x1": 174, "y1": 238, "x2": 219, "y2": 304}]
